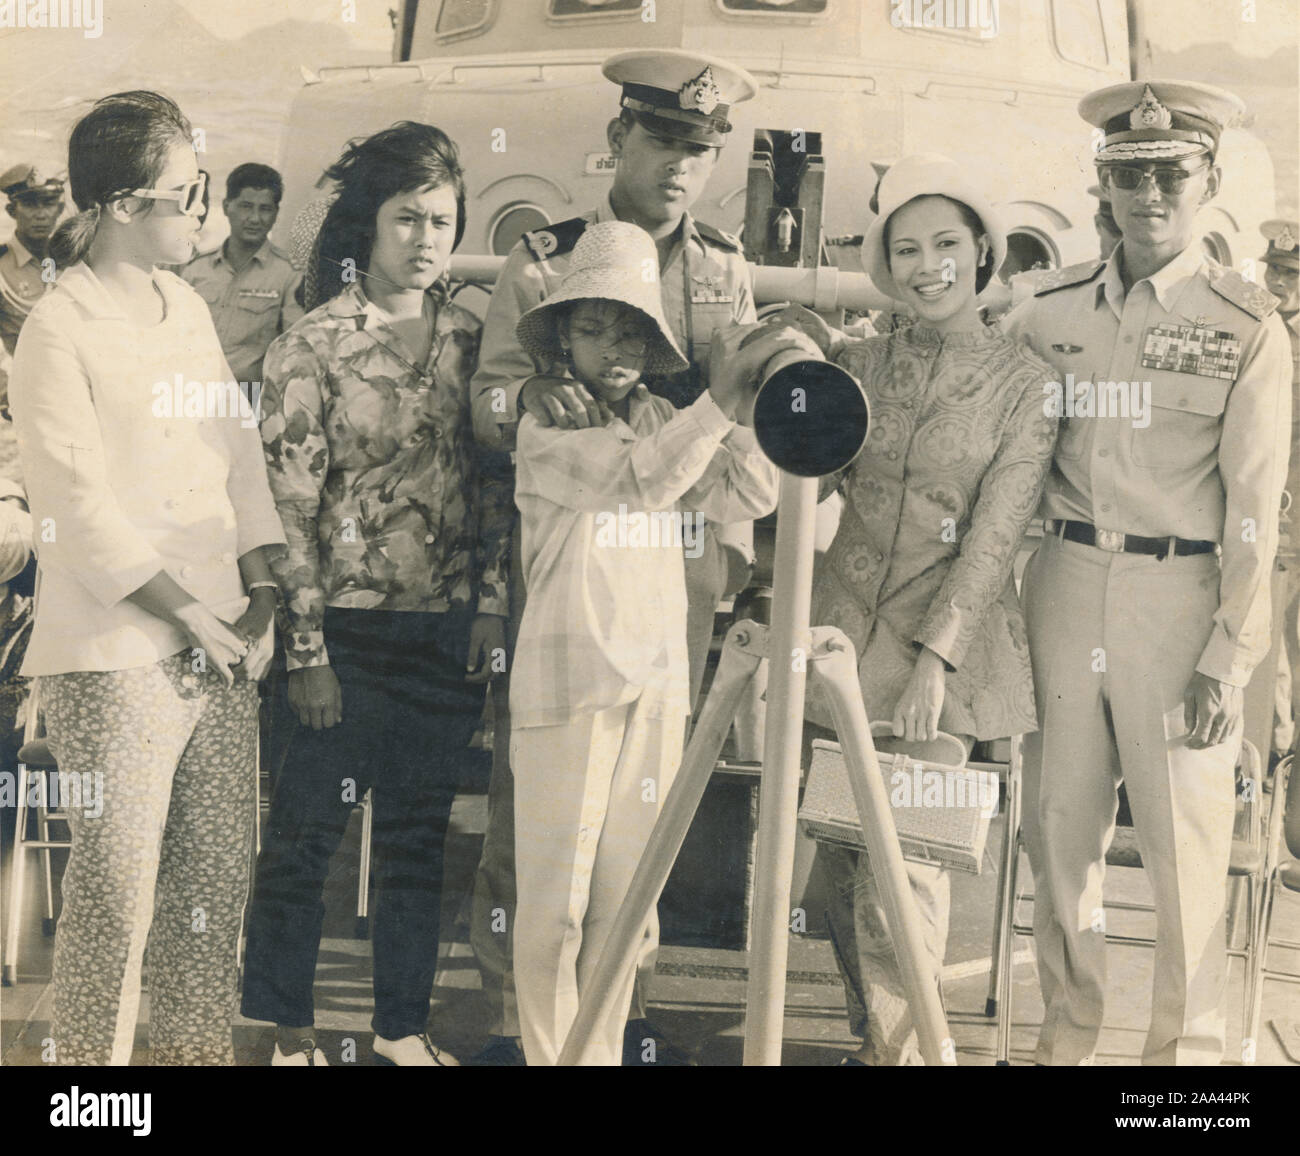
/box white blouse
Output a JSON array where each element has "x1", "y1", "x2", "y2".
[{"x1": 10, "y1": 263, "x2": 286, "y2": 675}]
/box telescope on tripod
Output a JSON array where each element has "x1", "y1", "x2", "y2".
[{"x1": 555, "y1": 132, "x2": 958, "y2": 1065}]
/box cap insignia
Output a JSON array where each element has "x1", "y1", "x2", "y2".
[
  {"x1": 678, "y1": 67, "x2": 721, "y2": 116},
  {"x1": 1129, "y1": 85, "x2": 1172, "y2": 131},
  {"x1": 1276, "y1": 226, "x2": 1297, "y2": 252}
]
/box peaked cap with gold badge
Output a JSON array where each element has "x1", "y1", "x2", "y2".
[
  {"x1": 602, "y1": 49, "x2": 758, "y2": 148},
  {"x1": 1080, "y1": 79, "x2": 1245, "y2": 163}
]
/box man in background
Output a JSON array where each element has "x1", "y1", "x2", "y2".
[{"x1": 183, "y1": 163, "x2": 301, "y2": 389}]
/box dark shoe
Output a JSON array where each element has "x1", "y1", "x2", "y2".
[
  {"x1": 623, "y1": 1019, "x2": 697, "y2": 1066},
  {"x1": 468, "y1": 1035, "x2": 527, "y2": 1067}
]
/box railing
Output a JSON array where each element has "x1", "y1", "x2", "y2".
[{"x1": 449, "y1": 255, "x2": 894, "y2": 312}]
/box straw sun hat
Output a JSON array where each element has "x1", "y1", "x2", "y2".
[
  {"x1": 516, "y1": 220, "x2": 689, "y2": 375},
  {"x1": 861, "y1": 153, "x2": 1007, "y2": 300}
]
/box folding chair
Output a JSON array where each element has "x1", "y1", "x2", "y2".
[
  {"x1": 989, "y1": 738, "x2": 1265, "y2": 1064},
  {"x1": 2, "y1": 679, "x2": 71, "y2": 986},
  {"x1": 1243, "y1": 753, "x2": 1300, "y2": 1060}
]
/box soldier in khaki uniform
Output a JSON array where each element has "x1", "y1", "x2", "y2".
[
  {"x1": 1259, "y1": 220, "x2": 1300, "y2": 760},
  {"x1": 1004, "y1": 81, "x2": 1292, "y2": 1066},
  {"x1": 182, "y1": 163, "x2": 302, "y2": 388},
  {"x1": 0, "y1": 165, "x2": 64, "y2": 360},
  {"x1": 467, "y1": 49, "x2": 760, "y2": 1066}
]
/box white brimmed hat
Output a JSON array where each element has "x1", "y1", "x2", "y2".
[
  {"x1": 861, "y1": 153, "x2": 1006, "y2": 301},
  {"x1": 516, "y1": 220, "x2": 689, "y2": 375}
]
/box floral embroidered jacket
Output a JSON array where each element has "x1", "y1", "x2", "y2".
[
  {"x1": 809, "y1": 322, "x2": 1059, "y2": 740},
  {"x1": 259, "y1": 282, "x2": 512, "y2": 669}
]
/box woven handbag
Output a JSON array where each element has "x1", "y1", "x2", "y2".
[{"x1": 798, "y1": 724, "x2": 997, "y2": 873}]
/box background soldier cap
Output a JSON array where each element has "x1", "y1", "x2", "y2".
[
  {"x1": 1260, "y1": 219, "x2": 1299, "y2": 272},
  {"x1": 0, "y1": 164, "x2": 65, "y2": 202},
  {"x1": 1080, "y1": 80, "x2": 1245, "y2": 163},
  {"x1": 602, "y1": 49, "x2": 758, "y2": 147}
]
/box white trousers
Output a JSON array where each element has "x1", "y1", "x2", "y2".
[
  {"x1": 511, "y1": 692, "x2": 685, "y2": 1065},
  {"x1": 1021, "y1": 535, "x2": 1238, "y2": 1066}
]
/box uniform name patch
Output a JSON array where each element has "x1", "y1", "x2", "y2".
[{"x1": 1140, "y1": 323, "x2": 1240, "y2": 381}]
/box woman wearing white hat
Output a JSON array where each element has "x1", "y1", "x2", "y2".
[{"x1": 805, "y1": 154, "x2": 1059, "y2": 1064}]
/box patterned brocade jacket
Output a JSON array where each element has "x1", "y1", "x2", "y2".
[
  {"x1": 808, "y1": 323, "x2": 1059, "y2": 741},
  {"x1": 259, "y1": 282, "x2": 512, "y2": 669}
]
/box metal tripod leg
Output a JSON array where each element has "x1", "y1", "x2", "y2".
[
  {"x1": 808, "y1": 627, "x2": 956, "y2": 1066},
  {"x1": 555, "y1": 622, "x2": 766, "y2": 1065}
]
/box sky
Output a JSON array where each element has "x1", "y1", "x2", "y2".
[{"x1": 174, "y1": 0, "x2": 393, "y2": 49}]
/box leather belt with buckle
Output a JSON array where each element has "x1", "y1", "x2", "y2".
[{"x1": 1047, "y1": 519, "x2": 1217, "y2": 560}]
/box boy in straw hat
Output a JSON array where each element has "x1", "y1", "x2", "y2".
[{"x1": 507, "y1": 220, "x2": 785, "y2": 1065}]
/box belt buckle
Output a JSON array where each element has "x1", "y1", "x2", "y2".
[{"x1": 1095, "y1": 528, "x2": 1126, "y2": 553}]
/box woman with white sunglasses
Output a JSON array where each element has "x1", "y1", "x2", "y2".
[{"x1": 9, "y1": 90, "x2": 286, "y2": 1065}]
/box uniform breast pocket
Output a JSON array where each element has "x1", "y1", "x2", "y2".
[
  {"x1": 1130, "y1": 370, "x2": 1229, "y2": 470},
  {"x1": 690, "y1": 303, "x2": 738, "y2": 354},
  {"x1": 236, "y1": 293, "x2": 279, "y2": 320}
]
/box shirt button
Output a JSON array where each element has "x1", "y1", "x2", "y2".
[
  {"x1": 1100, "y1": 503, "x2": 1112, "y2": 513},
  {"x1": 425, "y1": 534, "x2": 436, "y2": 545},
  {"x1": 1097, "y1": 448, "x2": 1109, "y2": 458},
  {"x1": 180, "y1": 564, "x2": 194, "y2": 579},
  {"x1": 432, "y1": 425, "x2": 443, "y2": 439},
  {"x1": 887, "y1": 451, "x2": 898, "y2": 460}
]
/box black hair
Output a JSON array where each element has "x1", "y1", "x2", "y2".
[
  {"x1": 883, "y1": 194, "x2": 995, "y2": 294},
  {"x1": 311, "y1": 121, "x2": 467, "y2": 309},
  {"x1": 48, "y1": 90, "x2": 193, "y2": 269},
  {"x1": 225, "y1": 162, "x2": 283, "y2": 205}
]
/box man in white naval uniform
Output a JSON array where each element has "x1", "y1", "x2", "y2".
[{"x1": 1005, "y1": 80, "x2": 1292, "y2": 1066}]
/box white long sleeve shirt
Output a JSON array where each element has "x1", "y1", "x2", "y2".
[
  {"x1": 510, "y1": 387, "x2": 778, "y2": 729},
  {"x1": 10, "y1": 263, "x2": 286, "y2": 675}
]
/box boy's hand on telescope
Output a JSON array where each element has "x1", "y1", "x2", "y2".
[
  {"x1": 707, "y1": 323, "x2": 823, "y2": 425},
  {"x1": 520, "y1": 374, "x2": 609, "y2": 430}
]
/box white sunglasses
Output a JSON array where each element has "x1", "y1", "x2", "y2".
[{"x1": 124, "y1": 171, "x2": 207, "y2": 217}]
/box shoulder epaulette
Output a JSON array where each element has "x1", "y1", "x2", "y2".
[
  {"x1": 1209, "y1": 266, "x2": 1278, "y2": 321},
  {"x1": 695, "y1": 221, "x2": 742, "y2": 252},
  {"x1": 1033, "y1": 260, "x2": 1105, "y2": 297},
  {"x1": 267, "y1": 241, "x2": 292, "y2": 263},
  {"x1": 523, "y1": 217, "x2": 588, "y2": 261}
]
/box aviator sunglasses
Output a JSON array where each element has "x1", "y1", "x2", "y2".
[
  {"x1": 120, "y1": 171, "x2": 207, "y2": 217},
  {"x1": 1101, "y1": 162, "x2": 1209, "y2": 195}
]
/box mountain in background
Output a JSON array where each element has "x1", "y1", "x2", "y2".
[{"x1": 1150, "y1": 42, "x2": 1298, "y2": 216}]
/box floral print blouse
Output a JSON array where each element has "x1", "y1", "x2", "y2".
[
  {"x1": 809, "y1": 322, "x2": 1059, "y2": 740},
  {"x1": 259, "y1": 283, "x2": 512, "y2": 669}
]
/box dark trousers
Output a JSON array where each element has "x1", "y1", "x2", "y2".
[{"x1": 241, "y1": 606, "x2": 484, "y2": 1040}]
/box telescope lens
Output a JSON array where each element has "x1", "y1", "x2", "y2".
[{"x1": 752, "y1": 360, "x2": 870, "y2": 477}]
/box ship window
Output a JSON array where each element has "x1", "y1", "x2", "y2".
[
  {"x1": 718, "y1": 0, "x2": 829, "y2": 14},
  {"x1": 548, "y1": 0, "x2": 642, "y2": 17},
  {"x1": 435, "y1": 0, "x2": 493, "y2": 39},
  {"x1": 1000, "y1": 230, "x2": 1056, "y2": 281},
  {"x1": 1048, "y1": 0, "x2": 1110, "y2": 68},
  {"x1": 491, "y1": 204, "x2": 551, "y2": 257}
]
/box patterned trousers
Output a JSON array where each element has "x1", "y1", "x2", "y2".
[{"x1": 41, "y1": 652, "x2": 258, "y2": 1066}]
